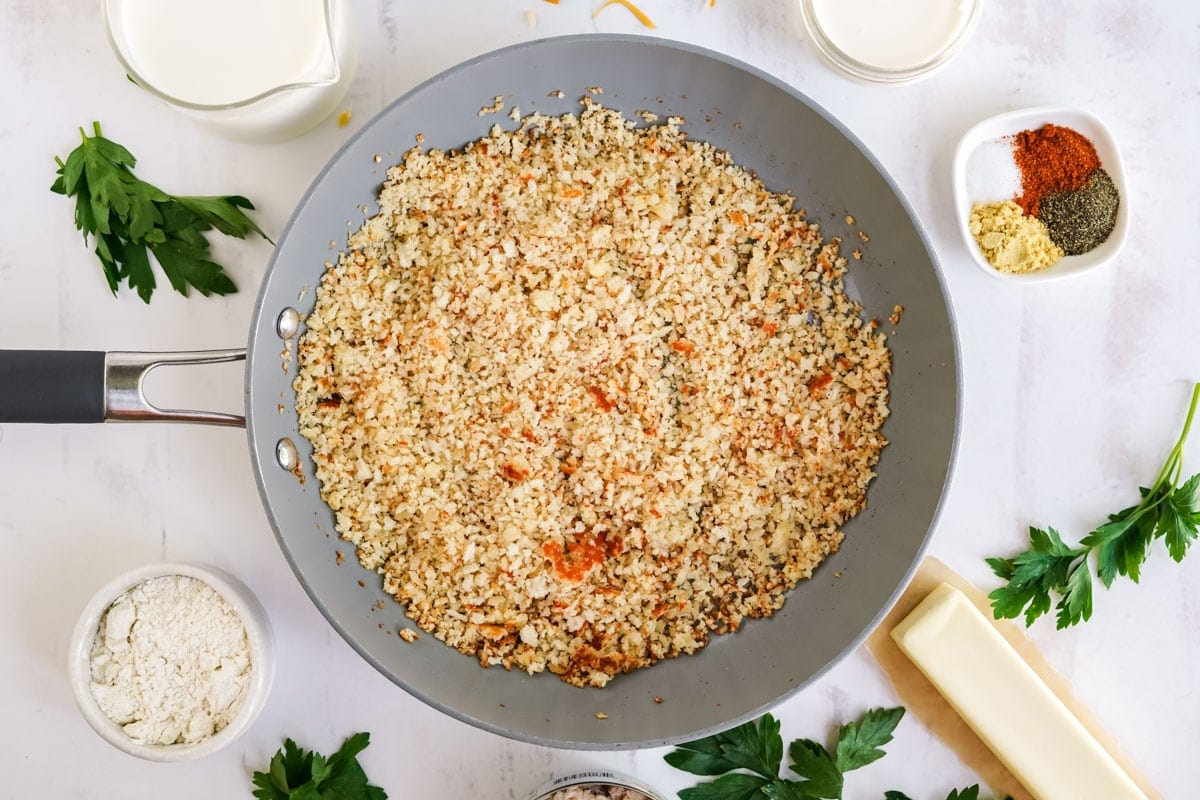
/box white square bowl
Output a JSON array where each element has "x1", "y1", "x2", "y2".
[{"x1": 952, "y1": 106, "x2": 1129, "y2": 283}]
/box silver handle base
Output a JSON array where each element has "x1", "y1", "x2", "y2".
[{"x1": 105, "y1": 349, "x2": 247, "y2": 428}]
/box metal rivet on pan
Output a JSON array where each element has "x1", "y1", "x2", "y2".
[
  {"x1": 276, "y1": 438, "x2": 299, "y2": 471},
  {"x1": 276, "y1": 308, "x2": 301, "y2": 339}
]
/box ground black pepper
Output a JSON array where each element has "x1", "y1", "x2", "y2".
[{"x1": 1039, "y1": 169, "x2": 1119, "y2": 255}]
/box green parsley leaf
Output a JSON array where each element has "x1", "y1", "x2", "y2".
[
  {"x1": 761, "y1": 779, "x2": 818, "y2": 800},
  {"x1": 720, "y1": 716, "x2": 784, "y2": 780},
  {"x1": 987, "y1": 526, "x2": 1088, "y2": 627},
  {"x1": 1081, "y1": 506, "x2": 1152, "y2": 587},
  {"x1": 666, "y1": 708, "x2": 905, "y2": 800},
  {"x1": 834, "y1": 706, "x2": 904, "y2": 773},
  {"x1": 251, "y1": 733, "x2": 386, "y2": 800},
  {"x1": 1056, "y1": 556, "x2": 1093, "y2": 628},
  {"x1": 678, "y1": 773, "x2": 770, "y2": 800},
  {"x1": 945, "y1": 787, "x2": 980, "y2": 800},
  {"x1": 987, "y1": 382, "x2": 1200, "y2": 628},
  {"x1": 786, "y1": 740, "x2": 842, "y2": 798},
  {"x1": 51, "y1": 121, "x2": 269, "y2": 303},
  {"x1": 175, "y1": 194, "x2": 268, "y2": 239},
  {"x1": 666, "y1": 716, "x2": 782, "y2": 781},
  {"x1": 148, "y1": 236, "x2": 238, "y2": 298},
  {"x1": 665, "y1": 735, "x2": 741, "y2": 776},
  {"x1": 1163, "y1": 475, "x2": 1200, "y2": 561},
  {"x1": 884, "y1": 787, "x2": 1011, "y2": 800}
]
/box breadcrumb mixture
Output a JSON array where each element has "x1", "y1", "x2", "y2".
[
  {"x1": 544, "y1": 785, "x2": 649, "y2": 800},
  {"x1": 294, "y1": 101, "x2": 890, "y2": 687}
]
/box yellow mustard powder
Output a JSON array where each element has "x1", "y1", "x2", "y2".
[{"x1": 969, "y1": 200, "x2": 1063, "y2": 274}]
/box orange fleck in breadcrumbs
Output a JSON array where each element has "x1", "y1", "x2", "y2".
[
  {"x1": 501, "y1": 460, "x2": 531, "y2": 482},
  {"x1": 807, "y1": 372, "x2": 834, "y2": 398},
  {"x1": 587, "y1": 385, "x2": 615, "y2": 412}
]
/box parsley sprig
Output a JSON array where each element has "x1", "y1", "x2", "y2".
[
  {"x1": 886, "y1": 787, "x2": 1010, "y2": 800},
  {"x1": 664, "y1": 708, "x2": 904, "y2": 800},
  {"x1": 51, "y1": 121, "x2": 270, "y2": 303},
  {"x1": 251, "y1": 732, "x2": 387, "y2": 800},
  {"x1": 987, "y1": 382, "x2": 1200, "y2": 628},
  {"x1": 664, "y1": 710, "x2": 1011, "y2": 800}
]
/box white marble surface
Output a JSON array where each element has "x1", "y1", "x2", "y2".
[{"x1": 1, "y1": 1, "x2": 1197, "y2": 797}]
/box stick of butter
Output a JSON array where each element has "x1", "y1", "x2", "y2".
[{"x1": 890, "y1": 583, "x2": 1147, "y2": 800}]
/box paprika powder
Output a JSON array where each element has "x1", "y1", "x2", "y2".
[{"x1": 1013, "y1": 124, "x2": 1099, "y2": 217}]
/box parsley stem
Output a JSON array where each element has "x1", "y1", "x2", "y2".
[{"x1": 1149, "y1": 382, "x2": 1200, "y2": 493}]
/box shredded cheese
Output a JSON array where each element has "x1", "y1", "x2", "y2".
[{"x1": 592, "y1": 0, "x2": 656, "y2": 28}]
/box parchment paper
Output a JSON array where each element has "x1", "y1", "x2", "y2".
[{"x1": 865, "y1": 557, "x2": 1162, "y2": 800}]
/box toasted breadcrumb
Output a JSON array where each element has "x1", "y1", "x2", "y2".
[
  {"x1": 478, "y1": 95, "x2": 505, "y2": 116},
  {"x1": 294, "y1": 104, "x2": 890, "y2": 688}
]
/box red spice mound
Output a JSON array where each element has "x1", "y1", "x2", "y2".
[{"x1": 1013, "y1": 124, "x2": 1099, "y2": 217}]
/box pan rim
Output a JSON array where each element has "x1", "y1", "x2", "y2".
[{"x1": 245, "y1": 32, "x2": 964, "y2": 750}]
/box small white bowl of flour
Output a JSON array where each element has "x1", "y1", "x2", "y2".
[{"x1": 68, "y1": 562, "x2": 274, "y2": 761}]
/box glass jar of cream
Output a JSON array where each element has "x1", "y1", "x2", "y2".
[
  {"x1": 103, "y1": 0, "x2": 357, "y2": 141},
  {"x1": 799, "y1": 0, "x2": 983, "y2": 84}
]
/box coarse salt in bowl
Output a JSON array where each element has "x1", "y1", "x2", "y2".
[
  {"x1": 67, "y1": 562, "x2": 275, "y2": 761},
  {"x1": 953, "y1": 106, "x2": 1130, "y2": 283}
]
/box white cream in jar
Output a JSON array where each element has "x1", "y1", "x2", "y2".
[
  {"x1": 806, "y1": 0, "x2": 978, "y2": 80},
  {"x1": 105, "y1": 0, "x2": 357, "y2": 141}
]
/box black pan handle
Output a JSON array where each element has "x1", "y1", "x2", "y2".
[
  {"x1": 0, "y1": 350, "x2": 105, "y2": 423},
  {"x1": 0, "y1": 349, "x2": 246, "y2": 427}
]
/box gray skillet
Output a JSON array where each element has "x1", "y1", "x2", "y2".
[{"x1": 0, "y1": 35, "x2": 959, "y2": 748}]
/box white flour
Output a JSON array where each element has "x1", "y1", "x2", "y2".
[{"x1": 88, "y1": 575, "x2": 252, "y2": 746}]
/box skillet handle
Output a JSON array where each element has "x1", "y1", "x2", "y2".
[
  {"x1": 0, "y1": 350, "x2": 105, "y2": 422},
  {"x1": 0, "y1": 349, "x2": 246, "y2": 427}
]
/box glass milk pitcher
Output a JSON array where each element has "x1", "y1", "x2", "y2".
[{"x1": 103, "y1": 0, "x2": 357, "y2": 142}]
